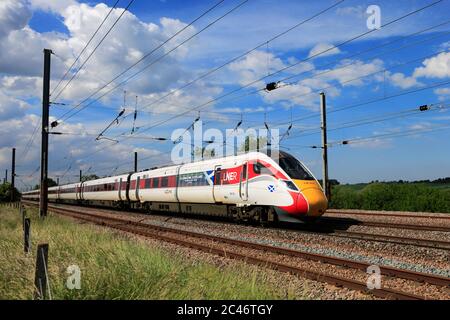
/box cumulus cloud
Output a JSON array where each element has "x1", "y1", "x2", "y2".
[
  {"x1": 0, "y1": 0, "x2": 213, "y2": 188},
  {"x1": 308, "y1": 43, "x2": 341, "y2": 58},
  {"x1": 0, "y1": 90, "x2": 30, "y2": 120},
  {"x1": 229, "y1": 50, "x2": 286, "y2": 86},
  {"x1": 413, "y1": 52, "x2": 450, "y2": 79},
  {"x1": 388, "y1": 51, "x2": 450, "y2": 90},
  {"x1": 29, "y1": 0, "x2": 77, "y2": 14},
  {"x1": 388, "y1": 72, "x2": 421, "y2": 89}
]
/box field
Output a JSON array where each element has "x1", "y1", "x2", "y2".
[
  {"x1": 330, "y1": 182, "x2": 450, "y2": 213},
  {"x1": 0, "y1": 205, "x2": 295, "y2": 300}
]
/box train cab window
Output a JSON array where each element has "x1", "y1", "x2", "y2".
[
  {"x1": 278, "y1": 151, "x2": 314, "y2": 180},
  {"x1": 253, "y1": 162, "x2": 273, "y2": 176},
  {"x1": 161, "y1": 177, "x2": 169, "y2": 188}
]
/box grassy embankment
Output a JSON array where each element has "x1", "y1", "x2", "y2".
[
  {"x1": 330, "y1": 182, "x2": 450, "y2": 213},
  {"x1": 0, "y1": 205, "x2": 298, "y2": 300}
]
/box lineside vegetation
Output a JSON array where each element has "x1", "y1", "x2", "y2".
[
  {"x1": 330, "y1": 182, "x2": 450, "y2": 213},
  {"x1": 0, "y1": 206, "x2": 301, "y2": 300}
]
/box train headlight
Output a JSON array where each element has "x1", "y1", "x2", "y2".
[{"x1": 281, "y1": 180, "x2": 298, "y2": 191}]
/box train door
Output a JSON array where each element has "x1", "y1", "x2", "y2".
[
  {"x1": 240, "y1": 162, "x2": 248, "y2": 201},
  {"x1": 125, "y1": 174, "x2": 131, "y2": 202},
  {"x1": 118, "y1": 178, "x2": 123, "y2": 201},
  {"x1": 79, "y1": 183, "x2": 83, "y2": 201},
  {"x1": 213, "y1": 165, "x2": 222, "y2": 203},
  {"x1": 135, "y1": 176, "x2": 141, "y2": 201}
]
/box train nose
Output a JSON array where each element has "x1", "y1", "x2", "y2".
[{"x1": 293, "y1": 180, "x2": 328, "y2": 217}]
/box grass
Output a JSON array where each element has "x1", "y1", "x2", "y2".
[{"x1": 0, "y1": 205, "x2": 300, "y2": 300}]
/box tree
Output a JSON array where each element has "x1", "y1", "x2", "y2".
[
  {"x1": 239, "y1": 135, "x2": 268, "y2": 153},
  {"x1": 33, "y1": 178, "x2": 58, "y2": 190},
  {"x1": 81, "y1": 174, "x2": 99, "y2": 182},
  {"x1": 0, "y1": 182, "x2": 20, "y2": 202}
]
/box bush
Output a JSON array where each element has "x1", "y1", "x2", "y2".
[{"x1": 330, "y1": 183, "x2": 450, "y2": 213}]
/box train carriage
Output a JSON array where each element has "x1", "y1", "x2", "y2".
[{"x1": 22, "y1": 151, "x2": 328, "y2": 223}]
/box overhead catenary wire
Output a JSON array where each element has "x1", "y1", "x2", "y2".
[
  {"x1": 41, "y1": 0, "x2": 446, "y2": 178},
  {"x1": 179, "y1": 20, "x2": 450, "y2": 122},
  {"x1": 140, "y1": 0, "x2": 346, "y2": 112},
  {"x1": 58, "y1": 0, "x2": 248, "y2": 122},
  {"x1": 125, "y1": 0, "x2": 445, "y2": 137},
  {"x1": 52, "y1": 0, "x2": 136, "y2": 102},
  {"x1": 282, "y1": 102, "x2": 450, "y2": 141},
  {"x1": 50, "y1": 0, "x2": 121, "y2": 97}
]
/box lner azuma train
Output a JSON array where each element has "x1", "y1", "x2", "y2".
[{"x1": 23, "y1": 151, "x2": 328, "y2": 223}]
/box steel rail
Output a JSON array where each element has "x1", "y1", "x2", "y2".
[
  {"x1": 326, "y1": 209, "x2": 450, "y2": 221},
  {"x1": 319, "y1": 217, "x2": 450, "y2": 232}
]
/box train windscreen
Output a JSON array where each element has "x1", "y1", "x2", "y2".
[{"x1": 278, "y1": 151, "x2": 314, "y2": 180}]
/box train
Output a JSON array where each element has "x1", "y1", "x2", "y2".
[{"x1": 22, "y1": 151, "x2": 328, "y2": 223}]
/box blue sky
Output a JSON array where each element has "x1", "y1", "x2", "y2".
[{"x1": 0, "y1": 0, "x2": 449, "y2": 190}]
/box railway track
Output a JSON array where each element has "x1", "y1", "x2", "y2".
[
  {"x1": 23, "y1": 201, "x2": 450, "y2": 300},
  {"x1": 330, "y1": 230, "x2": 450, "y2": 250},
  {"x1": 326, "y1": 209, "x2": 450, "y2": 221},
  {"x1": 317, "y1": 216, "x2": 450, "y2": 232}
]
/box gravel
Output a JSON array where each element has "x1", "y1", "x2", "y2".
[{"x1": 49, "y1": 203, "x2": 450, "y2": 299}]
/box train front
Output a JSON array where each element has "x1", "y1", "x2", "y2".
[{"x1": 275, "y1": 151, "x2": 328, "y2": 219}]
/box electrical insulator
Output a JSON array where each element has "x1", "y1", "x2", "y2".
[
  {"x1": 342, "y1": 141, "x2": 349, "y2": 145},
  {"x1": 265, "y1": 82, "x2": 278, "y2": 91},
  {"x1": 50, "y1": 121, "x2": 59, "y2": 128},
  {"x1": 419, "y1": 105, "x2": 429, "y2": 111}
]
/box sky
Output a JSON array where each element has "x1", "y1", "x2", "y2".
[{"x1": 0, "y1": 0, "x2": 449, "y2": 190}]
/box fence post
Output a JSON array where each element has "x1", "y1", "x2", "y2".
[
  {"x1": 34, "y1": 243, "x2": 50, "y2": 300},
  {"x1": 24, "y1": 218, "x2": 31, "y2": 253},
  {"x1": 21, "y1": 206, "x2": 26, "y2": 231}
]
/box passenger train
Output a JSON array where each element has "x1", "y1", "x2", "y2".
[{"x1": 22, "y1": 151, "x2": 328, "y2": 223}]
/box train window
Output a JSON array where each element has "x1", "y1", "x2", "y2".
[
  {"x1": 145, "y1": 178, "x2": 151, "y2": 189},
  {"x1": 161, "y1": 177, "x2": 168, "y2": 188},
  {"x1": 152, "y1": 178, "x2": 160, "y2": 188},
  {"x1": 278, "y1": 151, "x2": 314, "y2": 180}
]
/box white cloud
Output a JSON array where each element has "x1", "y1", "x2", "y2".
[
  {"x1": 29, "y1": 0, "x2": 77, "y2": 15},
  {"x1": 0, "y1": 90, "x2": 30, "y2": 120},
  {"x1": 308, "y1": 43, "x2": 341, "y2": 58},
  {"x1": 388, "y1": 51, "x2": 450, "y2": 90},
  {"x1": 389, "y1": 72, "x2": 421, "y2": 89},
  {"x1": 317, "y1": 58, "x2": 384, "y2": 87},
  {"x1": 229, "y1": 50, "x2": 286, "y2": 86},
  {"x1": 0, "y1": 0, "x2": 32, "y2": 37},
  {"x1": 413, "y1": 52, "x2": 450, "y2": 79},
  {"x1": 434, "y1": 87, "x2": 450, "y2": 96}
]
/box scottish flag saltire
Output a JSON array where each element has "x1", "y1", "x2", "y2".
[{"x1": 205, "y1": 170, "x2": 215, "y2": 185}]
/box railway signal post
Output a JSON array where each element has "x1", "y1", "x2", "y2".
[
  {"x1": 39, "y1": 49, "x2": 52, "y2": 219},
  {"x1": 10, "y1": 148, "x2": 15, "y2": 202},
  {"x1": 320, "y1": 92, "x2": 330, "y2": 201}
]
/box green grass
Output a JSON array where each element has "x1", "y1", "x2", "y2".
[
  {"x1": 330, "y1": 183, "x2": 450, "y2": 213},
  {"x1": 0, "y1": 205, "x2": 301, "y2": 300}
]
